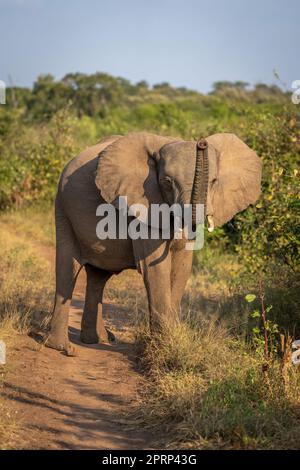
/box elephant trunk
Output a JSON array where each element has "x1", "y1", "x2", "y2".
[{"x1": 191, "y1": 138, "x2": 209, "y2": 230}]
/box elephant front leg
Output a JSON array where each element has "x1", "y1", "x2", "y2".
[
  {"x1": 46, "y1": 206, "x2": 82, "y2": 356},
  {"x1": 134, "y1": 239, "x2": 173, "y2": 332},
  {"x1": 46, "y1": 249, "x2": 81, "y2": 355},
  {"x1": 171, "y1": 248, "x2": 193, "y2": 315},
  {"x1": 80, "y1": 265, "x2": 112, "y2": 344}
]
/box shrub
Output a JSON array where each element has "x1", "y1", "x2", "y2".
[
  {"x1": 235, "y1": 106, "x2": 300, "y2": 276},
  {"x1": 0, "y1": 108, "x2": 78, "y2": 209}
]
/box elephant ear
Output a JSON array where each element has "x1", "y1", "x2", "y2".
[
  {"x1": 207, "y1": 133, "x2": 262, "y2": 227},
  {"x1": 95, "y1": 132, "x2": 177, "y2": 210}
]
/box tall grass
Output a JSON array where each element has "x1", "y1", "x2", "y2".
[
  {"x1": 0, "y1": 211, "x2": 54, "y2": 448},
  {"x1": 135, "y1": 317, "x2": 300, "y2": 449},
  {"x1": 0, "y1": 216, "x2": 54, "y2": 330},
  {"x1": 132, "y1": 243, "x2": 300, "y2": 449}
]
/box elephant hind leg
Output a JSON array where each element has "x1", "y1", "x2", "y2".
[
  {"x1": 46, "y1": 204, "x2": 82, "y2": 355},
  {"x1": 80, "y1": 265, "x2": 112, "y2": 344}
]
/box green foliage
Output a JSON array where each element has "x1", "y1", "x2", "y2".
[
  {"x1": 234, "y1": 107, "x2": 300, "y2": 277},
  {"x1": 246, "y1": 293, "x2": 279, "y2": 358},
  {"x1": 0, "y1": 108, "x2": 78, "y2": 208},
  {"x1": 245, "y1": 294, "x2": 256, "y2": 303}
]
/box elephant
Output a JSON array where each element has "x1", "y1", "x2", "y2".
[{"x1": 46, "y1": 132, "x2": 262, "y2": 355}]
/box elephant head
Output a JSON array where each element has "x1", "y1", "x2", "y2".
[{"x1": 95, "y1": 131, "x2": 262, "y2": 233}]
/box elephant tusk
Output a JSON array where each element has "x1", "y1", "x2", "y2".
[
  {"x1": 174, "y1": 216, "x2": 183, "y2": 233},
  {"x1": 207, "y1": 215, "x2": 214, "y2": 233}
]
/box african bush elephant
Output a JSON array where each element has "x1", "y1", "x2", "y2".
[{"x1": 46, "y1": 132, "x2": 262, "y2": 355}]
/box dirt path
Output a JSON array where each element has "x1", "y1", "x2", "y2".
[{"x1": 3, "y1": 246, "x2": 154, "y2": 450}]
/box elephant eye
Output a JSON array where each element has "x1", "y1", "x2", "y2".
[{"x1": 161, "y1": 177, "x2": 172, "y2": 188}]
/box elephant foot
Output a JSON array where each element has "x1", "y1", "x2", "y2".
[
  {"x1": 80, "y1": 327, "x2": 115, "y2": 344},
  {"x1": 80, "y1": 330, "x2": 99, "y2": 344},
  {"x1": 45, "y1": 333, "x2": 78, "y2": 357}
]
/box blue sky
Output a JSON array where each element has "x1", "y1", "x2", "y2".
[{"x1": 0, "y1": 0, "x2": 298, "y2": 92}]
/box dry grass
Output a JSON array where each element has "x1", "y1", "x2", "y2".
[
  {"x1": 0, "y1": 218, "x2": 54, "y2": 329},
  {"x1": 0, "y1": 208, "x2": 54, "y2": 448},
  {"x1": 132, "y1": 246, "x2": 300, "y2": 450},
  {"x1": 134, "y1": 316, "x2": 300, "y2": 449},
  {"x1": 1, "y1": 206, "x2": 55, "y2": 247}
]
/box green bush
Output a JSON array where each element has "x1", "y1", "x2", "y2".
[
  {"x1": 235, "y1": 107, "x2": 300, "y2": 276},
  {"x1": 0, "y1": 108, "x2": 79, "y2": 208}
]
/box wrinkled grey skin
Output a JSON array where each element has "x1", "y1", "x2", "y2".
[{"x1": 46, "y1": 132, "x2": 261, "y2": 355}]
